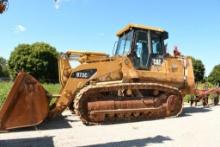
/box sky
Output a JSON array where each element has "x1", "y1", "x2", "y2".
[{"x1": 0, "y1": 0, "x2": 220, "y2": 75}]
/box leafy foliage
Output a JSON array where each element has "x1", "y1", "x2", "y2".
[
  {"x1": 8, "y1": 42, "x2": 59, "y2": 82},
  {"x1": 190, "y1": 57, "x2": 205, "y2": 82},
  {"x1": 208, "y1": 64, "x2": 220, "y2": 85},
  {"x1": 0, "y1": 56, "x2": 9, "y2": 77}
]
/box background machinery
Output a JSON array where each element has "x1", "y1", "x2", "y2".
[
  {"x1": 0, "y1": 0, "x2": 8, "y2": 14},
  {"x1": 0, "y1": 0, "x2": 61, "y2": 14},
  {"x1": 0, "y1": 24, "x2": 196, "y2": 131}
]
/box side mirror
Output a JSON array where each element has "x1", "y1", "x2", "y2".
[{"x1": 162, "y1": 31, "x2": 169, "y2": 40}]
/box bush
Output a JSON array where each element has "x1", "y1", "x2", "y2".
[
  {"x1": 190, "y1": 57, "x2": 205, "y2": 82},
  {"x1": 208, "y1": 64, "x2": 220, "y2": 85},
  {"x1": 8, "y1": 42, "x2": 59, "y2": 82},
  {"x1": 0, "y1": 57, "x2": 9, "y2": 77}
]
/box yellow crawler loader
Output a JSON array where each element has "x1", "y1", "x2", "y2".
[{"x1": 0, "y1": 24, "x2": 195, "y2": 131}]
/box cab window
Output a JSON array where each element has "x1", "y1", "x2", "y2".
[
  {"x1": 151, "y1": 32, "x2": 163, "y2": 55},
  {"x1": 133, "y1": 30, "x2": 149, "y2": 69},
  {"x1": 115, "y1": 31, "x2": 133, "y2": 56}
]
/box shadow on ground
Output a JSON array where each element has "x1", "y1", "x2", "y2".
[
  {"x1": 9, "y1": 114, "x2": 78, "y2": 132},
  {"x1": 100, "y1": 106, "x2": 214, "y2": 126},
  {"x1": 0, "y1": 136, "x2": 54, "y2": 147},
  {"x1": 80, "y1": 135, "x2": 172, "y2": 147},
  {"x1": 38, "y1": 115, "x2": 75, "y2": 130},
  {"x1": 180, "y1": 106, "x2": 212, "y2": 117}
]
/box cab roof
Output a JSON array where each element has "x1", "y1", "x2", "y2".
[{"x1": 116, "y1": 24, "x2": 166, "y2": 37}]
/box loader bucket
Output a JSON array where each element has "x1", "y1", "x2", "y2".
[{"x1": 0, "y1": 72, "x2": 49, "y2": 131}]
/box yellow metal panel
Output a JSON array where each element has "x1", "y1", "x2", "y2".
[
  {"x1": 116, "y1": 24, "x2": 165, "y2": 36},
  {"x1": 66, "y1": 50, "x2": 109, "y2": 57}
]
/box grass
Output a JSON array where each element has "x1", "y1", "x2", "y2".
[
  {"x1": 42, "y1": 83, "x2": 61, "y2": 94},
  {"x1": 0, "y1": 82, "x2": 60, "y2": 108},
  {"x1": 0, "y1": 81, "x2": 218, "y2": 108},
  {"x1": 0, "y1": 82, "x2": 13, "y2": 107}
]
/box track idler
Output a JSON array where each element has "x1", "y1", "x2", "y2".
[{"x1": 0, "y1": 72, "x2": 49, "y2": 131}]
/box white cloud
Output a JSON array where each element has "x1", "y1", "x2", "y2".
[
  {"x1": 54, "y1": 0, "x2": 61, "y2": 9},
  {"x1": 15, "y1": 25, "x2": 26, "y2": 33},
  {"x1": 54, "y1": 0, "x2": 87, "y2": 10},
  {"x1": 54, "y1": 0, "x2": 70, "y2": 9}
]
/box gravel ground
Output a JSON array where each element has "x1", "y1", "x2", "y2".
[{"x1": 0, "y1": 104, "x2": 220, "y2": 147}]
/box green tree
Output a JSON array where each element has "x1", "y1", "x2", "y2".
[
  {"x1": 208, "y1": 64, "x2": 220, "y2": 85},
  {"x1": 0, "y1": 56, "x2": 9, "y2": 77},
  {"x1": 190, "y1": 57, "x2": 205, "y2": 82},
  {"x1": 8, "y1": 42, "x2": 59, "y2": 82}
]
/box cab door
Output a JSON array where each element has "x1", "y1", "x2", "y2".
[
  {"x1": 131, "y1": 30, "x2": 168, "y2": 82},
  {"x1": 131, "y1": 30, "x2": 151, "y2": 70}
]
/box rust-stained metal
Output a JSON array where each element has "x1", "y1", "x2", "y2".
[
  {"x1": 74, "y1": 83, "x2": 182, "y2": 124},
  {"x1": 0, "y1": 72, "x2": 49, "y2": 131},
  {"x1": 0, "y1": 3, "x2": 5, "y2": 13},
  {"x1": 0, "y1": 0, "x2": 8, "y2": 14},
  {"x1": 0, "y1": 24, "x2": 197, "y2": 131},
  {"x1": 190, "y1": 88, "x2": 220, "y2": 106},
  {"x1": 46, "y1": 24, "x2": 194, "y2": 122}
]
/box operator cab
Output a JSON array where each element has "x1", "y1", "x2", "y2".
[{"x1": 115, "y1": 24, "x2": 168, "y2": 69}]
